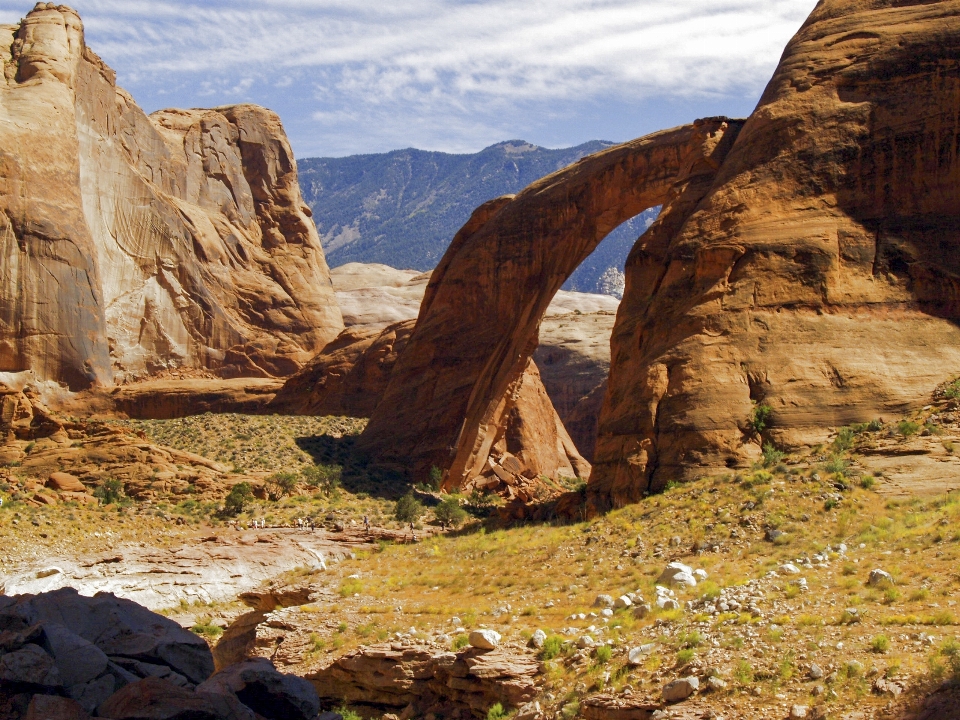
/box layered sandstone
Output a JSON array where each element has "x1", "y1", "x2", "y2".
[
  {"x1": 592, "y1": 0, "x2": 960, "y2": 505},
  {"x1": 0, "y1": 4, "x2": 342, "y2": 390},
  {"x1": 357, "y1": 120, "x2": 741, "y2": 488},
  {"x1": 354, "y1": 0, "x2": 960, "y2": 505}
]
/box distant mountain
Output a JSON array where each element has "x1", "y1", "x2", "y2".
[{"x1": 298, "y1": 140, "x2": 659, "y2": 295}]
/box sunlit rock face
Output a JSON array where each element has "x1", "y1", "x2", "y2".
[{"x1": 0, "y1": 4, "x2": 342, "y2": 389}]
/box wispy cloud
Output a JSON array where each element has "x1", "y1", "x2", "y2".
[{"x1": 0, "y1": 0, "x2": 817, "y2": 156}]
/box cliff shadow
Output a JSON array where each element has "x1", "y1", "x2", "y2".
[{"x1": 294, "y1": 433, "x2": 411, "y2": 500}]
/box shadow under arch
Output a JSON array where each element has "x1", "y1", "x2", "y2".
[{"x1": 356, "y1": 118, "x2": 745, "y2": 489}]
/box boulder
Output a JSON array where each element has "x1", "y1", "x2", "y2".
[
  {"x1": 469, "y1": 629, "x2": 501, "y2": 650},
  {"x1": 528, "y1": 629, "x2": 547, "y2": 650},
  {"x1": 196, "y1": 658, "x2": 319, "y2": 720},
  {"x1": 0, "y1": 643, "x2": 62, "y2": 686},
  {"x1": 661, "y1": 676, "x2": 699, "y2": 703},
  {"x1": 656, "y1": 563, "x2": 696, "y2": 588},
  {"x1": 96, "y1": 676, "x2": 256, "y2": 720},
  {"x1": 627, "y1": 645, "x2": 656, "y2": 666},
  {"x1": 24, "y1": 695, "x2": 90, "y2": 720},
  {"x1": 40, "y1": 623, "x2": 109, "y2": 687},
  {"x1": 581, "y1": 694, "x2": 658, "y2": 720},
  {"x1": 614, "y1": 595, "x2": 632, "y2": 609},
  {"x1": 593, "y1": 595, "x2": 615, "y2": 608},
  {"x1": 47, "y1": 472, "x2": 86, "y2": 493},
  {"x1": 868, "y1": 569, "x2": 894, "y2": 587}
]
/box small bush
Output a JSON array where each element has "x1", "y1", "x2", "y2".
[
  {"x1": 595, "y1": 645, "x2": 613, "y2": 664},
  {"x1": 943, "y1": 378, "x2": 960, "y2": 400},
  {"x1": 302, "y1": 465, "x2": 342, "y2": 495},
  {"x1": 428, "y1": 465, "x2": 443, "y2": 491},
  {"x1": 434, "y1": 497, "x2": 467, "y2": 527},
  {"x1": 94, "y1": 478, "x2": 124, "y2": 505},
  {"x1": 834, "y1": 426, "x2": 856, "y2": 452},
  {"x1": 190, "y1": 618, "x2": 223, "y2": 639},
  {"x1": 337, "y1": 705, "x2": 363, "y2": 720},
  {"x1": 452, "y1": 633, "x2": 470, "y2": 651},
  {"x1": 750, "y1": 404, "x2": 773, "y2": 434},
  {"x1": 871, "y1": 634, "x2": 890, "y2": 653},
  {"x1": 539, "y1": 635, "x2": 564, "y2": 661},
  {"x1": 265, "y1": 472, "x2": 298, "y2": 501},
  {"x1": 734, "y1": 659, "x2": 754, "y2": 685},
  {"x1": 860, "y1": 475, "x2": 877, "y2": 490},
  {"x1": 897, "y1": 420, "x2": 920, "y2": 437},
  {"x1": 487, "y1": 703, "x2": 507, "y2": 720},
  {"x1": 676, "y1": 648, "x2": 695, "y2": 664},
  {"x1": 762, "y1": 443, "x2": 785, "y2": 468},
  {"x1": 395, "y1": 492, "x2": 424, "y2": 522},
  {"x1": 223, "y1": 482, "x2": 253, "y2": 515}
]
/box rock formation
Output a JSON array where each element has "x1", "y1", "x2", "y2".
[
  {"x1": 356, "y1": 120, "x2": 740, "y2": 488},
  {"x1": 0, "y1": 4, "x2": 342, "y2": 390},
  {"x1": 0, "y1": 588, "x2": 319, "y2": 719},
  {"x1": 350, "y1": 0, "x2": 960, "y2": 505},
  {"x1": 307, "y1": 643, "x2": 540, "y2": 719},
  {"x1": 592, "y1": 0, "x2": 960, "y2": 506}
]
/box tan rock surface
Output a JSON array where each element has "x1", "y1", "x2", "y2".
[
  {"x1": 347, "y1": 0, "x2": 960, "y2": 505},
  {"x1": 357, "y1": 120, "x2": 739, "y2": 488},
  {"x1": 592, "y1": 0, "x2": 960, "y2": 506},
  {"x1": 0, "y1": 5, "x2": 342, "y2": 390},
  {"x1": 307, "y1": 643, "x2": 540, "y2": 718}
]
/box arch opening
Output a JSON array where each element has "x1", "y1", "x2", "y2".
[{"x1": 356, "y1": 119, "x2": 742, "y2": 491}]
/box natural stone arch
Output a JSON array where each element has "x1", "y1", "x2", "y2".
[{"x1": 357, "y1": 118, "x2": 744, "y2": 488}]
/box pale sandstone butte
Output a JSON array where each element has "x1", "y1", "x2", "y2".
[
  {"x1": 358, "y1": 0, "x2": 960, "y2": 504},
  {"x1": 0, "y1": 4, "x2": 342, "y2": 390},
  {"x1": 357, "y1": 120, "x2": 741, "y2": 487}
]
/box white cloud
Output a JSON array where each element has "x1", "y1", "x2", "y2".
[{"x1": 0, "y1": 0, "x2": 818, "y2": 155}]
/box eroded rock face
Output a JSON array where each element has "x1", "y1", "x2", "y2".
[
  {"x1": 307, "y1": 643, "x2": 540, "y2": 719},
  {"x1": 357, "y1": 120, "x2": 740, "y2": 488},
  {"x1": 352, "y1": 0, "x2": 960, "y2": 505},
  {"x1": 0, "y1": 4, "x2": 342, "y2": 390},
  {"x1": 592, "y1": 0, "x2": 960, "y2": 505}
]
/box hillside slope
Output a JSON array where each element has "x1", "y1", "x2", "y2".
[{"x1": 299, "y1": 142, "x2": 658, "y2": 294}]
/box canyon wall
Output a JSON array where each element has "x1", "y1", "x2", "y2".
[
  {"x1": 592, "y1": 0, "x2": 960, "y2": 507},
  {"x1": 358, "y1": 0, "x2": 960, "y2": 503},
  {"x1": 0, "y1": 4, "x2": 342, "y2": 389}
]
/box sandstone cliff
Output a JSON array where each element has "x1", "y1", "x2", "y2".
[
  {"x1": 355, "y1": 0, "x2": 960, "y2": 504},
  {"x1": 0, "y1": 4, "x2": 342, "y2": 390}
]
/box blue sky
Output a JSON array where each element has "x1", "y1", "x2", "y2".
[{"x1": 0, "y1": 1, "x2": 817, "y2": 158}]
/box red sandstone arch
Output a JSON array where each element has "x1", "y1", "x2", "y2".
[{"x1": 357, "y1": 118, "x2": 743, "y2": 488}]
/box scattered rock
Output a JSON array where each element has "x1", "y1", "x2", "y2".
[
  {"x1": 868, "y1": 569, "x2": 894, "y2": 586},
  {"x1": 46, "y1": 472, "x2": 87, "y2": 493},
  {"x1": 581, "y1": 694, "x2": 658, "y2": 720},
  {"x1": 661, "y1": 676, "x2": 698, "y2": 703},
  {"x1": 196, "y1": 658, "x2": 320, "y2": 720},
  {"x1": 779, "y1": 564, "x2": 801, "y2": 575},
  {"x1": 529, "y1": 629, "x2": 547, "y2": 650},
  {"x1": 614, "y1": 595, "x2": 632, "y2": 609},
  {"x1": 657, "y1": 563, "x2": 697, "y2": 588},
  {"x1": 872, "y1": 676, "x2": 904, "y2": 697},
  {"x1": 808, "y1": 664, "x2": 824, "y2": 680},
  {"x1": 627, "y1": 645, "x2": 656, "y2": 666},
  {"x1": 790, "y1": 706, "x2": 808, "y2": 719},
  {"x1": 24, "y1": 695, "x2": 90, "y2": 720},
  {"x1": 705, "y1": 676, "x2": 727, "y2": 692},
  {"x1": 593, "y1": 595, "x2": 615, "y2": 608},
  {"x1": 469, "y1": 629, "x2": 501, "y2": 650}
]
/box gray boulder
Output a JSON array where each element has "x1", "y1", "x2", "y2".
[
  {"x1": 97, "y1": 676, "x2": 256, "y2": 720},
  {"x1": 197, "y1": 658, "x2": 321, "y2": 720},
  {"x1": 0, "y1": 643, "x2": 62, "y2": 687},
  {"x1": 662, "y1": 676, "x2": 699, "y2": 702}
]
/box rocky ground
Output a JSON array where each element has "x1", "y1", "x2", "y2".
[{"x1": 4, "y1": 392, "x2": 960, "y2": 719}]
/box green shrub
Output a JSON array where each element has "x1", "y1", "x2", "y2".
[
  {"x1": 834, "y1": 426, "x2": 855, "y2": 452},
  {"x1": 265, "y1": 472, "x2": 298, "y2": 501},
  {"x1": 487, "y1": 703, "x2": 507, "y2": 720},
  {"x1": 301, "y1": 464, "x2": 342, "y2": 495},
  {"x1": 452, "y1": 633, "x2": 470, "y2": 651},
  {"x1": 734, "y1": 659, "x2": 754, "y2": 685},
  {"x1": 761, "y1": 443, "x2": 785, "y2": 468},
  {"x1": 943, "y1": 378, "x2": 960, "y2": 400},
  {"x1": 428, "y1": 465, "x2": 443, "y2": 490},
  {"x1": 676, "y1": 648, "x2": 695, "y2": 664},
  {"x1": 94, "y1": 477, "x2": 124, "y2": 505},
  {"x1": 336, "y1": 705, "x2": 363, "y2": 720},
  {"x1": 897, "y1": 420, "x2": 920, "y2": 437},
  {"x1": 860, "y1": 475, "x2": 877, "y2": 490},
  {"x1": 539, "y1": 635, "x2": 564, "y2": 661},
  {"x1": 595, "y1": 645, "x2": 613, "y2": 664},
  {"x1": 750, "y1": 404, "x2": 773, "y2": 434},
  {"x1": 871, "y1": 634, "x2": 890, "y2": 653},
  {"x1": 434, "y1": 496, "x2": 468, "y2": 527},
  {"x1": 394, "y1": 492, "x2": 424, "y2": 522},
  {"x1": 223, "y1": 482, "x2": 253, "y2": 515}
]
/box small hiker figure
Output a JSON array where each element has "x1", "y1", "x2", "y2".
[{"x1": 363, "y1": 515, "x2": 370, "y2": 532}]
